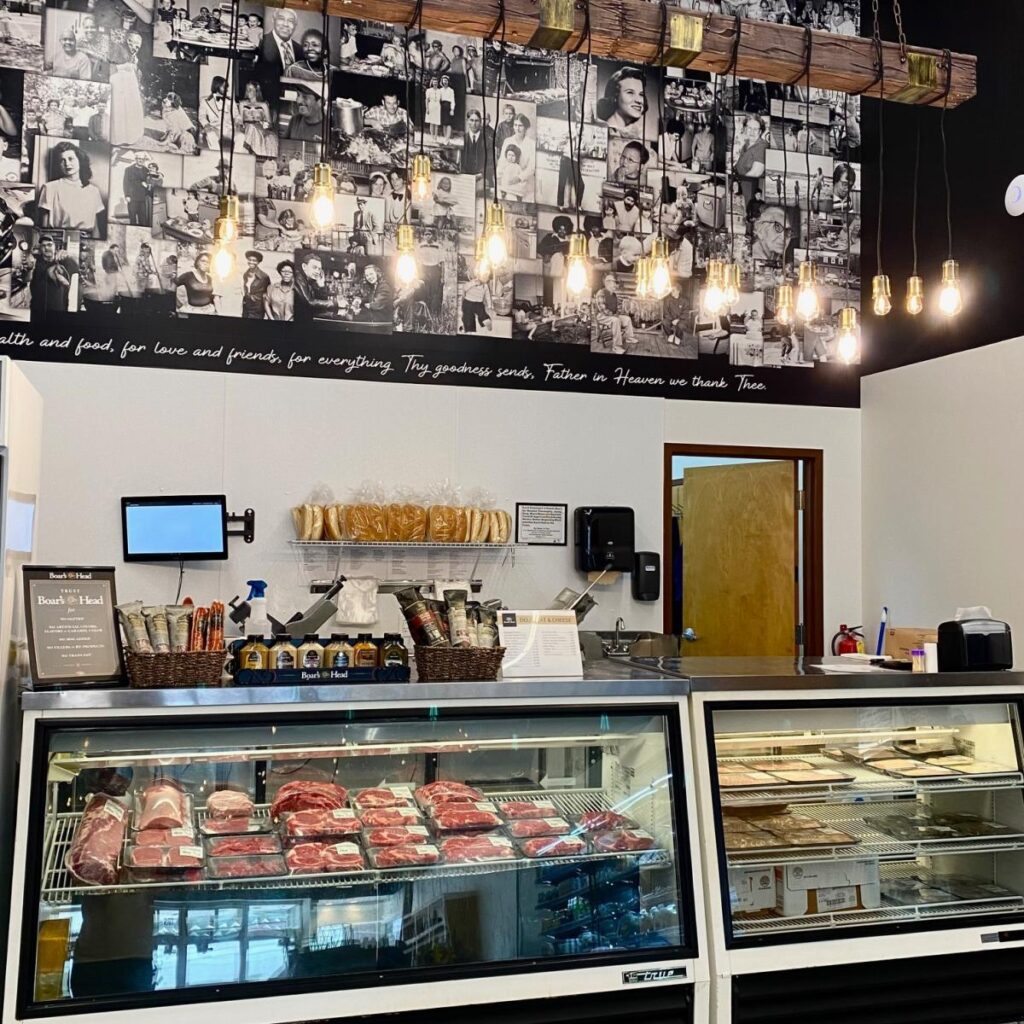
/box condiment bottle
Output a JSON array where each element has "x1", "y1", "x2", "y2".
[
  {"x1": 324, "y1": 633, "x2": 353, "y2": 668},
  {"x1": 269, "y1": 635, "x2": 297, "y2": 670},
  {"x1": 353, "y1": 633, "x2": 378, "y2": 668},
  {"x1": 297, "y1": 634, "x2": 324, "y2": 669},
  {"x1": 381, "y1": 634, "x2": 409, "y2": 667},
  {"x1": 238, "y1": 635, "x2": 270, "y2": 670}
]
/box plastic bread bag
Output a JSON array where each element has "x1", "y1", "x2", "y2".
[
  {"x1": 324, "y1": 503, "x2": 347, "y2": 541},
  {"x1": 405, "y1": 488, "x2": 428, "y2": 542},
  {"x1": 467, "y1": 488, "x2": 511, "y2": 544},
  {"x1": 348, "y1": 481, "x2": 388, "y2": 542},
  {"x1": 426, "y1": 480, "x2": 460, "y2": 542},
  {"x1": 142, "y1": 606, "x2": 171, "y2": 654},
  {"x1": 117, "y1": 601, "x2": 154, "y2": 654},
  {"x1": 335, "y1": 578, "x2": 380, "y2": 626}
]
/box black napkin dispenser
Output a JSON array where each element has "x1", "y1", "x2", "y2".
[{"x1": 937, "y1": 618, "x2": 1013, "y2": 671}]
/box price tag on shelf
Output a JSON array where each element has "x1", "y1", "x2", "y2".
[{"x1": 498, "y1": 610, "x2": 583, "y2": 679}]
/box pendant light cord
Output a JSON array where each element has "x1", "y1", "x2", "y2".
[
  {"x1": 801, "y1": 27, "x2": 812, "y2": 274},
  {"x1": 911, "y1": 111, "x2": 919, "y2": 275},
  {"x1": 564, "y1": 0, "x2": 591, "y2": 234},
  {"x1": 402, "y1": 0, "x2": 421, "y2": 222},
  {"x1": 489, "y1": 0, "x2": 506, "y2": 212},
  {"x1": 724, "y1": 17, "x2": 740, "y2": 264},
  {"x1": 655, "y1": 0, "x2": 669, "y2": 239},
  {"x1": 319, "y1": 0, "x2": 329, "y2": 166},
  {"x1": 843, "y1": 91, "x2": 851, "y2": 305},
  {"x1": 417, "y1": 2, "x2": 426, "y2": 156},
  {"x1": 940, "y1": 48, "x2": 953, "y2": 259}
]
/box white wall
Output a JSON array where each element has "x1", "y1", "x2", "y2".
[
  {"x1": 18, "y1": 361, "x2": 862, "y2": 641},
  {"x1": 862, "y1": 337, "x2": 1024, "y2": 652}
]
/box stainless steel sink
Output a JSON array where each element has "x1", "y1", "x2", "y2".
[{"x1": 580, "y1": 630, "x2": 680, "y2": 660}]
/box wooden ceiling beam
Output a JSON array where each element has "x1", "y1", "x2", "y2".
[{"x1": 265, "y1": 0, "x2": 977, "y2": 107}]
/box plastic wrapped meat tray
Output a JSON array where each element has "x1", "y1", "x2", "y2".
[
  {"x1": 506, "y1": 817, "x2": 571, "y2": 839},
  {"x1": 270, "y1": 781, "x2": 348, "y2": 820},
  {"x1": 280, "y1": 808, "x2": 362, "y2": 842},
  {"x1": 429, "y1": 802, "x2": 503, "y2": 833},
  {"x1": 285, "y1": 842, "x2": 366, "y2": 875},
  {"x1": 440, "y1": 835, "x2": 517, "y2": 863},
  {"x1": 126, "y1": 844, "x2": 204, "y2": 869},
  {"x1": 518, "y1": 836, "x2": 587, "y2": 859},
  {"x1": 362, "y1": 825, "x2": 430, "y2": 847},
  {"x1": 206, "y1": 834, "x2": 282, "y2": 857},
  {"x1": 497, "y1": 800, "x2": 559, "y2": 820},
  {"x1": 207, "y1": 855, "x2": 287, "y2": 879},
  {"x1": 368, "y1": 844, "x2": 440, "y2": 868},
  {"x1": 136, "y1": 780, "x2": 191, "y2": 831}
]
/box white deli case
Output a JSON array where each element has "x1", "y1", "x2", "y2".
[
  {"x1": 689, "y1": 660, "x2": 1024, "y2": 1024},
  {"x1": 3, "y1": 672, "x2": 708, "y2": 1024}
]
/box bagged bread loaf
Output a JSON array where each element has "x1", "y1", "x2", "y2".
[
  {"x1": 428, "y1": 505, "x2": 457, "y2": 542},
  {"x1": 405, "y1": 503, "x2": 428, "y2": 541},
  {"x1": 348, "y1": 482, "x2": 388, "y2": 541},
  {"x1": 324, "y1": 504, "x2": 346, "y2": 541}
]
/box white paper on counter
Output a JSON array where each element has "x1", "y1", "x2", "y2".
[{"x1": 498, "y1": 610, "x2": 583, "y2": 679}]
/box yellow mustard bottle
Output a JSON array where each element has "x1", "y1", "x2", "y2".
[
  {"x1": 238, "y1": 635, "x2": 270, "y2": 670},
  {"x1": 297, "y1": 634, "x2": 324, "y2": 669},
  {"x1": 353, "y1": 633, "x2": 378, "y2": 668},
  {"x1": 269, "y1": 635, "x2": 297, "y2": 670}
]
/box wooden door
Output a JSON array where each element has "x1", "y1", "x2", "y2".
[{"x1": 680, "y1": 461, "x2": 797, "y2": 656}]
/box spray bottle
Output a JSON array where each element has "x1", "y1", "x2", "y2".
[{"x1": 245, "y1": 580, "x2": 272, "y2": 639}]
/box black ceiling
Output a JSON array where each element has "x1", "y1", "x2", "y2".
[{"x1": 859, "y1": 2, "x2": 1024, "y2": 375}]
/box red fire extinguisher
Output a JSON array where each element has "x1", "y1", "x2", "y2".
[{"x1": 831, "y1": 624, "x2": 864, "y2": 655}]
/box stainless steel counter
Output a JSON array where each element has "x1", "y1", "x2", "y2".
[{"x1": 20, "y1": 656, "x2": 690, "y2": 711}]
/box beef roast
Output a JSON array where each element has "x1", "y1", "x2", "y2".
[
  {"x1": 67, "y1": 794, "x2": 129, "y2": 886},
  {"x1": 137, "y1": 780, "x2": 190, "y2": 831},
  {"x1": 519, "y1": 836, "x2": 587, "y2": 859},
  {"x1": 414, "y1": 781, "x2": 483, "y2": 808},
  {"x1": 206, "y1": 791, "x2": 255, "y2": 819},
  {"x1": 270, "y1": 780, "x2": 348, "y2": 820}
]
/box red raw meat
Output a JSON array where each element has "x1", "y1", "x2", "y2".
[
  {"x1": 270, "y1": 780, "x2": 348, "y2": 820},
  {"x1": 199, "y1": 818, "x2": 266, "y2": 836},
  {"x1": 321, "y1": 843, "x2": 366, "y2": 872},
  {"x1": 370, "y1": 844, "x2": 440, "y2": 868},
  {"x1": 363, "y1": 826, "x2": 430, "y2": 847},
  {"x1": 430, "y1": 805, "x2": 502, "y2": 832},
  {"x1": 207, "y1": 835, "x2": 281, "y2": 857},
  {"x1": 520, "y1": 836, "x2": 587, "y2": 859},
  {"x1": 208, "y1": 855, "x2": 285, "y2": 879},
  {"x1": 281, "y1": 809, "x2": 361, "y2": 838},
  {"x1": 137, "y1": 780, "x2": 190, "y2": 831},
  {"x1": 127, "y1": 845, "x2": 203, "y2": 869},
  {"x1": 577, "y1": 810, "x2": 636, "y2": 833},
  {"x1": 134, "y1": 828, "x2": 196, "y2": 847},
  {"x1": 498, "y1": 800, "x2": 558, "y2": 820},
  {"x1": 285, "y1": 842, "x2": 365, "y2": 874},
  {"x1": 206, "y1": 791, "x2": 254, "y2": 819},
  {"x1": 440, "y1": 835, "x2": 516, "y2": 863},
  {"x1": 414, "y1": 781, "x2": 483, "y2": 807},
  {"x1": 359, "y1": 807, "x2": 421, "y2": 827},
  {"x1": 354, "y1": 788, "x2": 412, "y2": 809},
  {"x1": 67, "y1": 793, "x2": 129, "y2": 886},
  {"x1": 591, "y1": 829, "x2": 655, "y2": 853},
  {"x1": 507, "y1": 817, "x2": 571, "y2": 839}
]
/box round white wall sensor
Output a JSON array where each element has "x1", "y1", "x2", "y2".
[{"x1": 1005, "y1": 175, "x2": 1024, "y2": 216}]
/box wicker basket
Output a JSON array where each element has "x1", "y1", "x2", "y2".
[
  {"x1": 125, "y1": 649, "x2": 227, "y2": 688},
  {"x1": 413, "y1": 645, "x2": 506, "y2": 682}
]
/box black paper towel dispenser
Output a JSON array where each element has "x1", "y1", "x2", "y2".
[{"x1": 575, "y1": 507, "x2": 635, "y2": 572}]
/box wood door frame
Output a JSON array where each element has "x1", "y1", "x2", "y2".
[{"x1": 663, "y1": 443, "x2": 825, "y2": 656}]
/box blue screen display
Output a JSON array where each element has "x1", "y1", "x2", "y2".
[{"x1": 124, "y1": 501, "x2": 225, "y2": 558}]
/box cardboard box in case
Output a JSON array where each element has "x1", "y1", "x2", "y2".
[
  {"x1": 729, "y1": 866, "x2": 776, "y2": 915},
  {"x1": 885, "y1": 627, "x2": 938, "y2": 661},
  {"x1": 776, "y1": 858, "x2": 881, "y2": 917}
]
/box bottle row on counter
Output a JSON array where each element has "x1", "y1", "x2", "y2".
[
  {"x1": 238, "y1": 633, "x2": 409, "y2": 672},
  {"x1": 66, "y1": 778, "x2": 657, "y2": 889}
]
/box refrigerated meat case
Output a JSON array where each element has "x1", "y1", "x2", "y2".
[
  {"x1": 2, "y1": 674, "x2": 707, "y2": 1024},
  {"x1": 688, "y1": 661, "x2": 1024, "y2": 1024}
]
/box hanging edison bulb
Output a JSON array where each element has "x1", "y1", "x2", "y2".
[
  {"x1": 411, "y1": 153, "x2": 432, "y2": 203},
  {"x1": 905, "y1": 275, "x2": 924, "y2": 316},
  {"x1": 565, "y1": 231, "x2": 589, "y2": 297},
  {"x1": 722, "y1": 262, "x2": 741, "y2": 306},
  {"x1": 938, "y1": 259, "x2": 962, "y2": 317},
  {"x1": 211, "y1": 193, "x2": 239, "y2": 281},
  {"x1": 701, "y1": 258, "x2": 726, "y2": 316},
  {"x1": 395, "y1": 221, "x2": 419, "y2": 286},
  {"x1": 871, "y1": 273, "x2": 892, "y2": 316},
  {"x1": 474, "y1": 235, "x2": 491, "y2": 282},
  {"x1": 649, "y1": 236, "x2": 672, "y2": 300},
  {"x1": 776, "y1": 282, "x2": 795, "y2": 325},
  {"x1": 309, "y1": 162, "x2": 335, "y2": 230},
  {"x1": 835, "y1": 306, "x2": 860, "y2": 365},
  {"x1": 633, "y1": 256, "x2": 651, "y2": 299},
  {"x1": 795, "y1": 260, "x2": 820, "y2": 321},
  {"x1": 484, "y1": 203, "x2": 509, "y2": 269}
]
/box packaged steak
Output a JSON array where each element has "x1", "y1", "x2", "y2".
[
  {"x1": 285, "y1": 841, "x2": 365, "y2": 875},
  {"x1": 134, "y1": 826, "x2": 197, "y2": 847},
  {"x1": 66, "y1": 793, "x2": 130, "y2": 886},
  {"x1": 506, "y1": 817, "x2": 571, "y2": 839},
  {"x1": 440, "y1": 834, "x2": 517, "y2": 864},
  {"x1": 206, "y1": 834, "x2": 282, "y2": 858},
  {"x1": 353, "y1": 786, "x2": 416, "y2": 811},
  {"x1": 129, "y1": 867, "x2": 203, "y2": 884},
  {"x1": 590, "y1": 829, "x2": 656, "y2": 854},
  {"x1": 207, "y1": 854, "x2": 287, "y2": 880},
  {"x1": 362, "y1": 825, "x2": 430, "y2": 847},
  {"x1": 368, "y1": 844, "x2": 441, "y2": 868},
  {"x1": 429, "y1": 802, "x2": 503, "y2": 833},
  {"x1": 279, "y1": 808, "x2": 361, "y2": 843},
  {"x1": 498, "y1": 800, "x2": 559, "y2": 820},
  {"x1": 206, "y1": 791, "x2": 255, "y2": 820},
  {"x1": 270, "y1": 780, "x2": 348, "y2": 821},
  {"x1": 359, "y1": 806, "x2": 422, "y2": 827},
  {"x1": 135, "y1": 779, "x2": 192, "y2": 831},
  {"x1": 126, "y1": 843, "x2": 204, "y2": 870},
  {"x1": 414, "y1": 781, "x2": 484, "y2": 809},
  {"x1": 518, "y1": 836, "x2": 587, "y2": 859},
  {"x1": 199, "y1": 817, "x2": 272, "y2": 837},
  {"x1": 577, "y1": 810, "x2": 637, "y2": 833}
]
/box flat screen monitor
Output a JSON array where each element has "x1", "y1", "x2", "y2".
[{"x1": 121, "y1": 495, "x2": 228, "y2": 562}]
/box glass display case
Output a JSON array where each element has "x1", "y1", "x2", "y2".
[
  {"x1": 10, "y1": 701, "x2": 697, "y2": 1020},
  {"x1": 705, "y1": 698, "x2": 1024, "y2": 945}
]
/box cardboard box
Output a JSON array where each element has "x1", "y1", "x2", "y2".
[
  {"x1": 885, "y1": 627, "x2": 938, "y2": 661},
  {"x1": 776, "y1": 858, "x2": 881, "y2": 917},
  {"x1": 729, "y1": 866, "x2": 776, "y2": 915}
]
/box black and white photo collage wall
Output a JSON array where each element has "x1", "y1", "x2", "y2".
[{"x1": 0, "y1": 0, "x2": 860, "y2": 369}]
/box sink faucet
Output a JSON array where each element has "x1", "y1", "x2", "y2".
[{"x1": 614, "y1": 617, "x2": 625, "y2": 649}]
